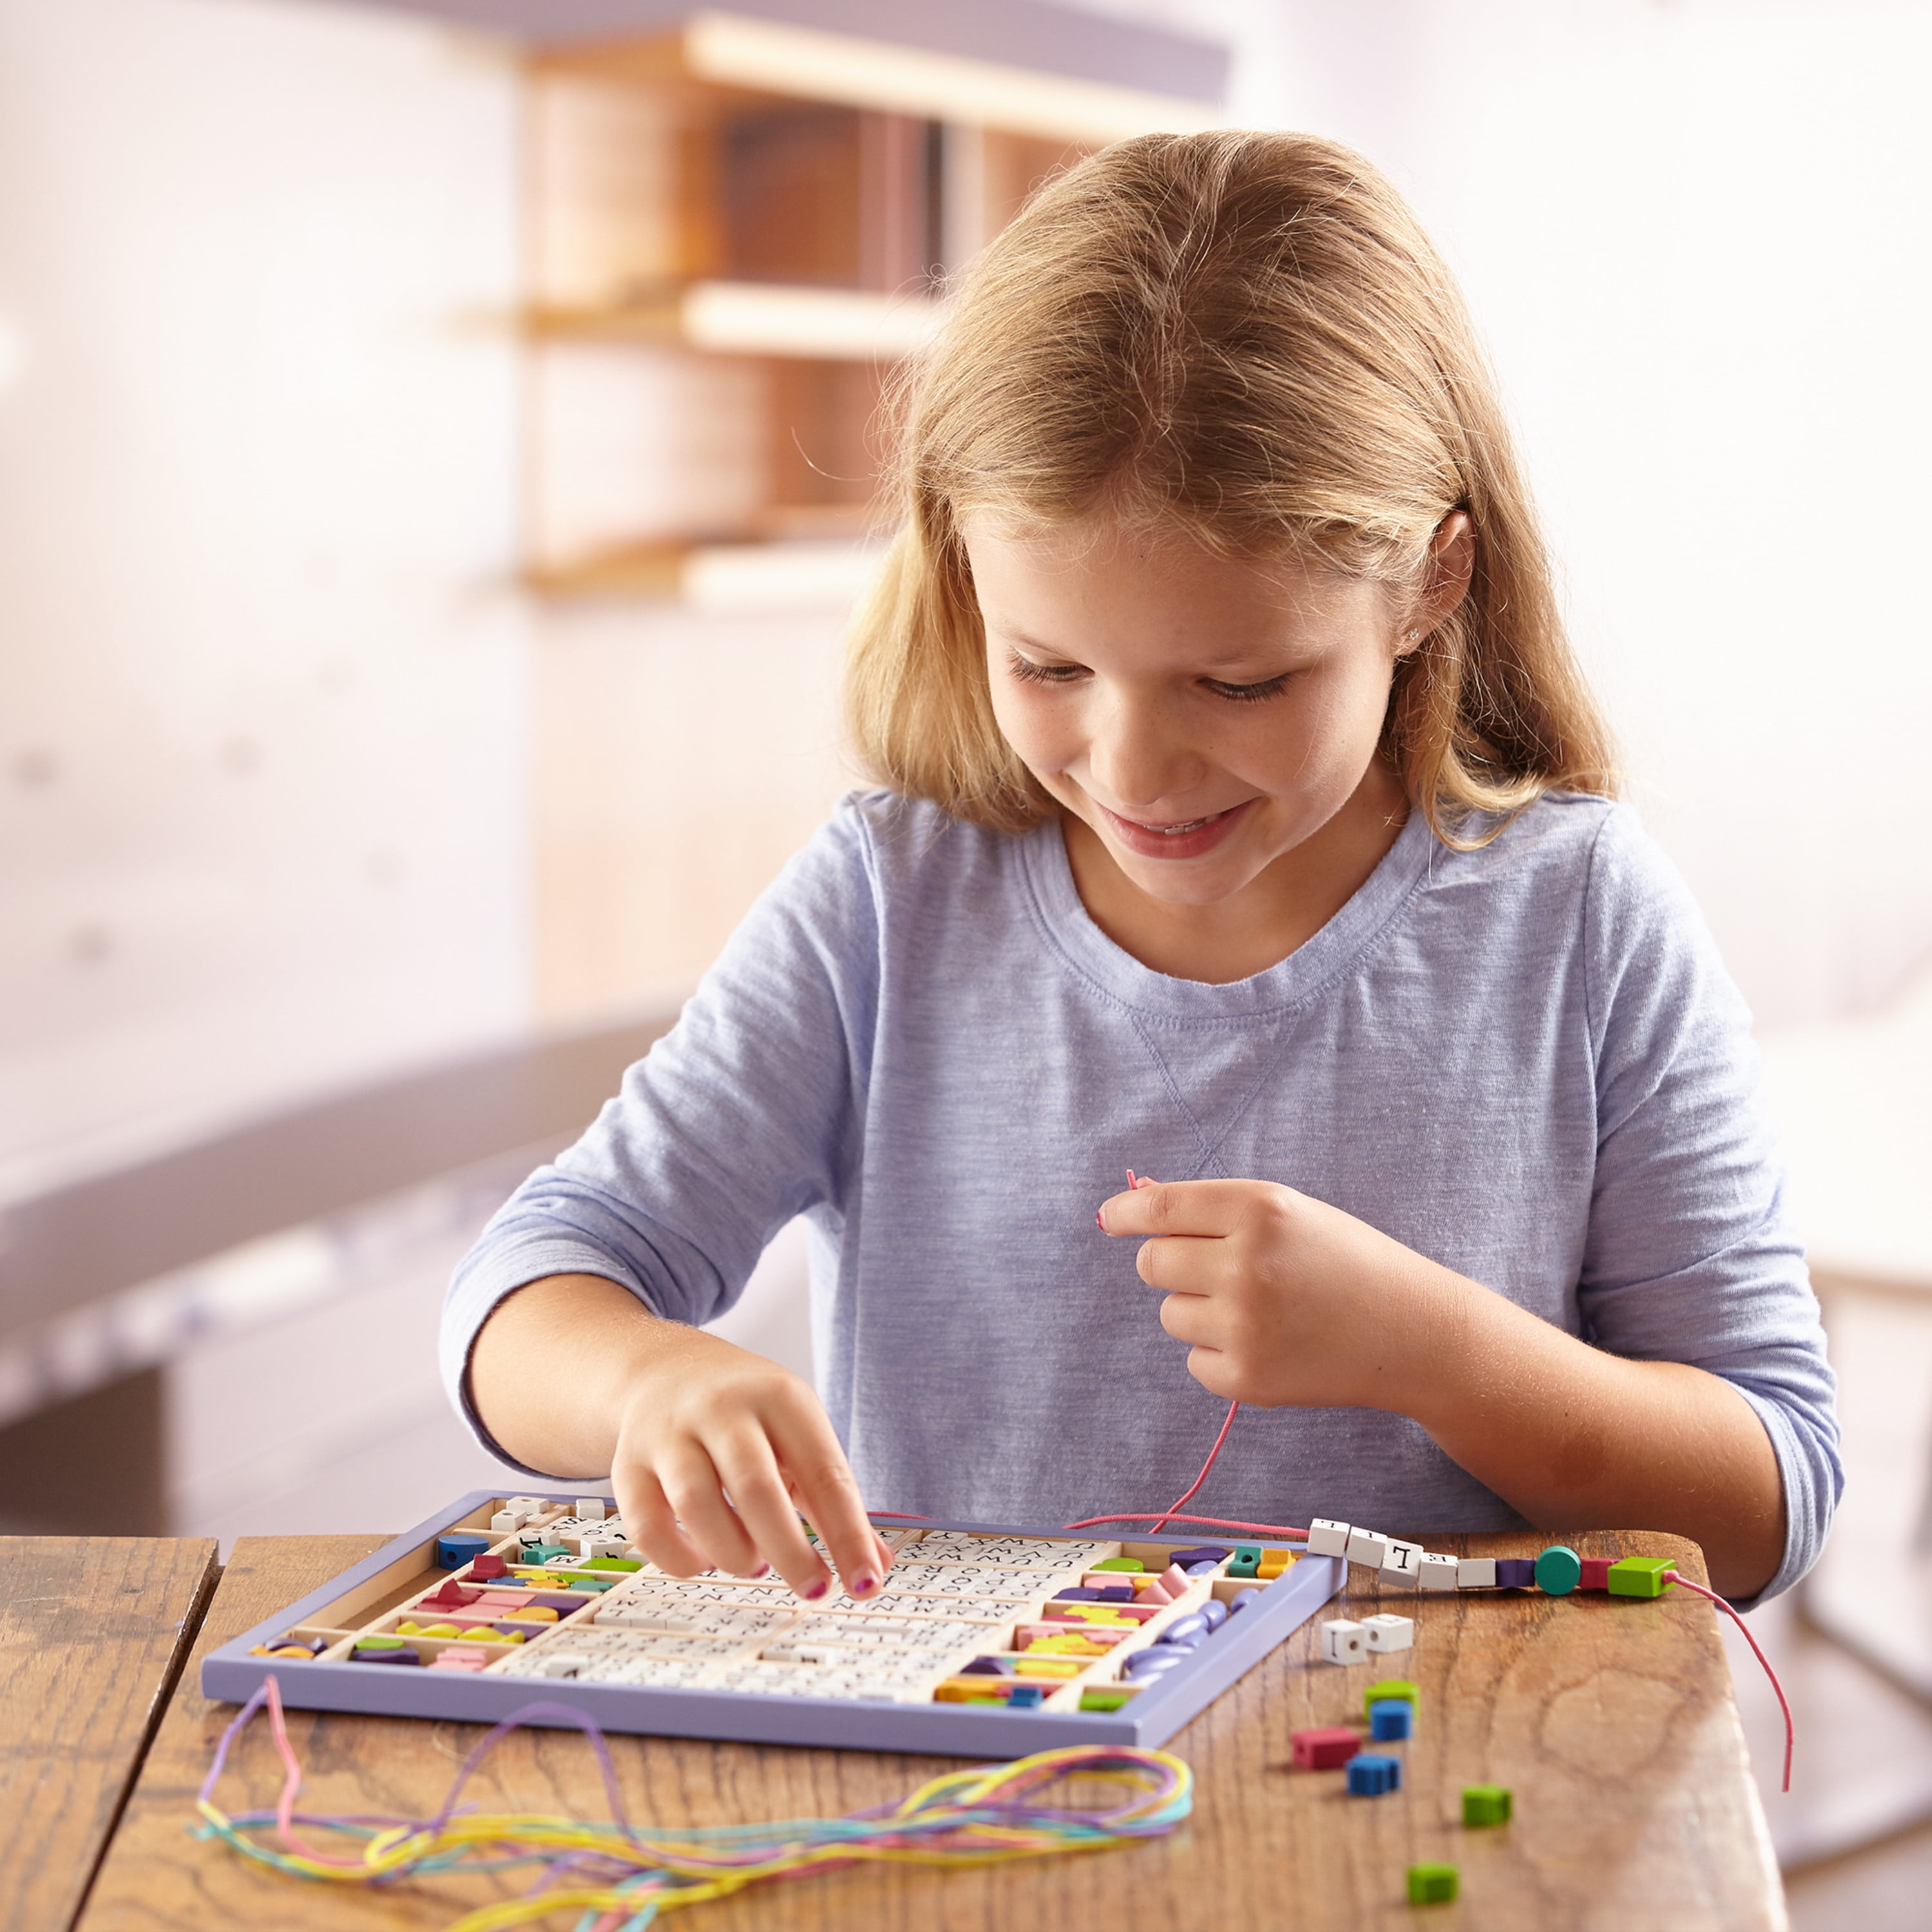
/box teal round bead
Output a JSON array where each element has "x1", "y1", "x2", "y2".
[{"x1": 1535, "y1": 1544, "x2": 1582, "y2": 1595}]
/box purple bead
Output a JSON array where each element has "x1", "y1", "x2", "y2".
[
  {"x1": 1054, "y1": 1587, "x2": 1100, "y2": 1601},
  {"x1": 1199, "y1": 1599, "x2": 1229, "y2": 1631},
  {"x1": 1124, "y1": 1648, "x2": 1189, "y2": 1678},
  {"x1": 1184, "y1": 1560, "x2": 1221, "y2": 1576},
  {"x1": 1226, "y1": 1587, "x2": 1262, "y2": 1616},
  {"x1": 1095, "y1": 1586, "x2": 1135, "y2": 1602},
  {"x1": 1159, "y1": 1612, "x2": 1210, "y2": 1644},
  {"x1": 1495, "y1": 1558, "x2": 1537, "y2": 1589},
  {"x1": 960, "y1": 1656, "x2": 1008, "y2": 1676}
]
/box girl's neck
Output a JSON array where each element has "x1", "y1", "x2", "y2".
[{"x1": 1061, "y1": 759, "x2": 1411, "y2": 985}]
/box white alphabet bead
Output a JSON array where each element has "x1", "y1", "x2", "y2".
[
  {"x1": 1457, "y1": 1557, "x2": 1497, "y2": 1589},
  {"x1": 1345, "y1": 1528, "x2": 1390, "y2": 1569},
  {"x1": 1361, "y1": 1612, "x2": 1414, "y2": 1654},
  {"x1": 490, "y1": 1510, "x2": 527, "y2": 1532},
  {"x1": 574, "y1": 1497, "x2": 608, "y2": 1520},
  {"x1": 1321, "y1": 1618, "x2": 1369, "y2": 1665},
  {"x1": 1307, "y1": 1519, "x2": 1352, "y2": 1559},
  {"x1": 1419, "y1": 1553, "x2": 1459, "y2": 1591},
  {"x1": 1379, "y1": 1541, "x2": 1423, "y2": 1588}
]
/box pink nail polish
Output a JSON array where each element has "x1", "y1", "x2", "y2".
[
  {"x1": 803, "y1": 1578, "x2": 828, "y2": 1600},
  {"x1": 851, "y1": 1572, "x2": 877, "y2": 1597},
  {"x1": 1096, "y1": 1209, "x2": 1106, "y2": 1230},
  {"x1": 752, "y1": 1563, "x2": 771, "y2": 1578}
]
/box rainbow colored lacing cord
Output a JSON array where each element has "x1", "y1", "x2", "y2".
[{"x1": 194, "y1": 1676, "x2": 1193, "y2": 1931}]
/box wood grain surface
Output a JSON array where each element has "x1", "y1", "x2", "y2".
[
  {"x1": 75, "y1": 1530, "x2": 1785, "y2": 1932},
  {"x1": 0, "y1": 1536, "x2": 218, "y2": 1932}
]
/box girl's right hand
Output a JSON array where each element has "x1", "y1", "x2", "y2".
[{"x1": 609, "y1": 1320, "x2": 894, "y2": 1601}]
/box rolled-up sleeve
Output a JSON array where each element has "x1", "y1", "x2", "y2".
[
  {"x1": 439, "y1": 800, "x2": 882, "y2": 1470},
  {"x1": 1578, "y1": 811, "x2": 1841, "y2": 1601}
]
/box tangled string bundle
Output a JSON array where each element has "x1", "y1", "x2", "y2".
[{"x1": 195, "y1": 1677, "x2": 1194, "y2": 1931}]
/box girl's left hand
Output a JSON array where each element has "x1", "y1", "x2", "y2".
[{"x1": 1096, "y1": 1177, "x2": 1465, "y2": 1411}]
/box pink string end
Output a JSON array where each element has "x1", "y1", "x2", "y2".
[
  {"x1": 1664, "y1": 1569, "x2": 1794, "y2": 1794},
  {"x1": 1125, "y1": 1169, "x2": 1137, "y2": 1189}
]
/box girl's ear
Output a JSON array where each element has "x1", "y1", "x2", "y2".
[{"x1": 1404, "y1": 512, "x2": 1475, "y2": 650}]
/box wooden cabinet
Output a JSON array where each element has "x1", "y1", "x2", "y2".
[{"x1": 518, "y1": 14, "x2": 1218, "y2": 602}]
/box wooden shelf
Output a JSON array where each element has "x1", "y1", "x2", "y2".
[
  {"x1": 528, "y1": 280, "x2": 946, "y2": 361},
  {"x1": 527, "y1": 535, "x2": 888, "y2": 611},
  {"x1": 520, "y1": 14, "x2": 1221, "y2": 603},
  {"x1": 536, "y1": 14, "x2": 1224, "y2": 147}
]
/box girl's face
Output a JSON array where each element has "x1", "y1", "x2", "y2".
[{"x1": 969, "y1": 513, "x2": 1453, "y2": 909}]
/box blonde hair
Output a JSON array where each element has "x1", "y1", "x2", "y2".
[{"x1": 845, "y1": 130, "x2": 1615, "y2": 843}]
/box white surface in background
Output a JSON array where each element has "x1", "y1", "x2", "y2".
[
  {"x1": 680, "y1": 282, "x2": 945, "y2": 361},
  {"x1": 683, "y1": 541, "x2": 891, "y2": 614},
  {"x1": 0, "y1": 0, "x2": 529, "y2": 1188},
  {"x1": 1760, "y1": 970, "x2": 1932, "y2": 1284},
  {"x1": 164, "y1": 1186, "x2": 816, "y2": 1547},
  {"x1": 1075, "y1": 0, "x2": 1932, "y2": 1032}
]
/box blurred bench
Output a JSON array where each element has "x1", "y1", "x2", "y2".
[{"x1": 0, "y1": 1011, "x2": 673, "y2": 1533}]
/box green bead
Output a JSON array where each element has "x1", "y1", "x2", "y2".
[
  {"x1": 1535, "y1": 1545, "x2": 1582, "y2": 1595},
  {"x1": 1364, "y1": 1678, "x2": 1419, "y2": 1718},
  {"x1": 1406, "y1": 1863, "x2": 1459, "y2": 1904},
  {"x1": 1606, "y1": 1557, "x2": 1677, "y2": 1598},
  {"x1": 1092, "y1": 1557, "x2": 1144, "y2": 1572},
  {"x1": 1462, "y1": 1784, "x2": 1512, "y2": 1826}
]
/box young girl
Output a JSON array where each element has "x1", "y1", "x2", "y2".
[{"x1": 446, "y1": 132, "x2": 1837, "y2": 1609}]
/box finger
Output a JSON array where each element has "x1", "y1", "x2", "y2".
[
  {"x1": 616, "y1": 1468, "x2": 716, "y2": 1578},
  {"x1": 1157, "y1": 1290, "x2": 1221, "y2": 1349},
  {"x1": 1134, "y1": 1233, "x2": 1224, "y2": 1293},
  {"x1": 1186, "y1": 1345, "x2": 1237, "y2": 1399},
  {"x1": 656, "y1": 1439, "x2": 766, "y2": 1578},
  {"x1": 768, "y1": 1403, "x2": 882, "y2": 1600},
  {"x1": 710, "y1": 1426, "x2": 838, "y2": 1598},
  {"x1": 1098, "y1": 1177, "x2": 1265, "y2": 1239}
]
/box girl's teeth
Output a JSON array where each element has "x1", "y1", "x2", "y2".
[{"x1": 1153, "y1": 817, "x2": 1211, "y2": 834}]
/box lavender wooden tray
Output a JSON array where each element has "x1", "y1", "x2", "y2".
[{"x1": 202, "y1": 1488, "x2": 1343, "y2": 1755}]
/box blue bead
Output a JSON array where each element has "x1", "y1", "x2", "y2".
[
  {"x1": 1348, "y1": 1754, "x2": 1402, "y2": 1796},
  {"x1": 1369, "y1": 1699, "x2": 1414, "y2": 1741},
  {"x1": 1007, "y1": 1683, "x2": 1044, "y2": 1707}
]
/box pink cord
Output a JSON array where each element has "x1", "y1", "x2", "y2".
[
  {"x1": 1146, "y1": 1399, "x2": 1240, "y2": 1535},
  {"x1": 1663, "y1": 1569, "x2": 1794, "y2": 1793},
  {"x1": 1062, "y1": 1511, "x2": 1309, "y2": 1535},
  {"x1": 264, "y1": 1676, "x2": 363, "y2": 1866}
]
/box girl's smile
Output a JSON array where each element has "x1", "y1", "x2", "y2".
[{"x1": 1097, "y1": 798, "x2": 1258, "y2": 861}]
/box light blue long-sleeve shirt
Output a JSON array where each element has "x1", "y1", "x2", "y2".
[{"x1": 444, "y1": 790, "x2": 1839, "y2": 1600}]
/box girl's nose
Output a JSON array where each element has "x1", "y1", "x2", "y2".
[{"x1": 1086, "y1": 692, "x2": 1204, "y2": 811}]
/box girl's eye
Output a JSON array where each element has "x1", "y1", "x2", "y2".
[
  {"x1": 1007, "y1": 653, "x2": 1087, "y2": 687},
  {"x1": 1202, "y1": 675, "x2": 1290, "y2": 703}
]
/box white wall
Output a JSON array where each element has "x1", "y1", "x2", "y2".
[
  {"x1": 1081, "y1": 0, "x2": 1932, "y2": 1031},
  {"x1": 0, "y1": 0, "x2": 531, "y2": 1198}
]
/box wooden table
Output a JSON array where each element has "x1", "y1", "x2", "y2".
[
  {"x1": 0, "y1": 1537, "x2": 217, "y2": 1931},
  {"x1": 23, "y1": 1530, "x2": 1781, "y2": 1930}
]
